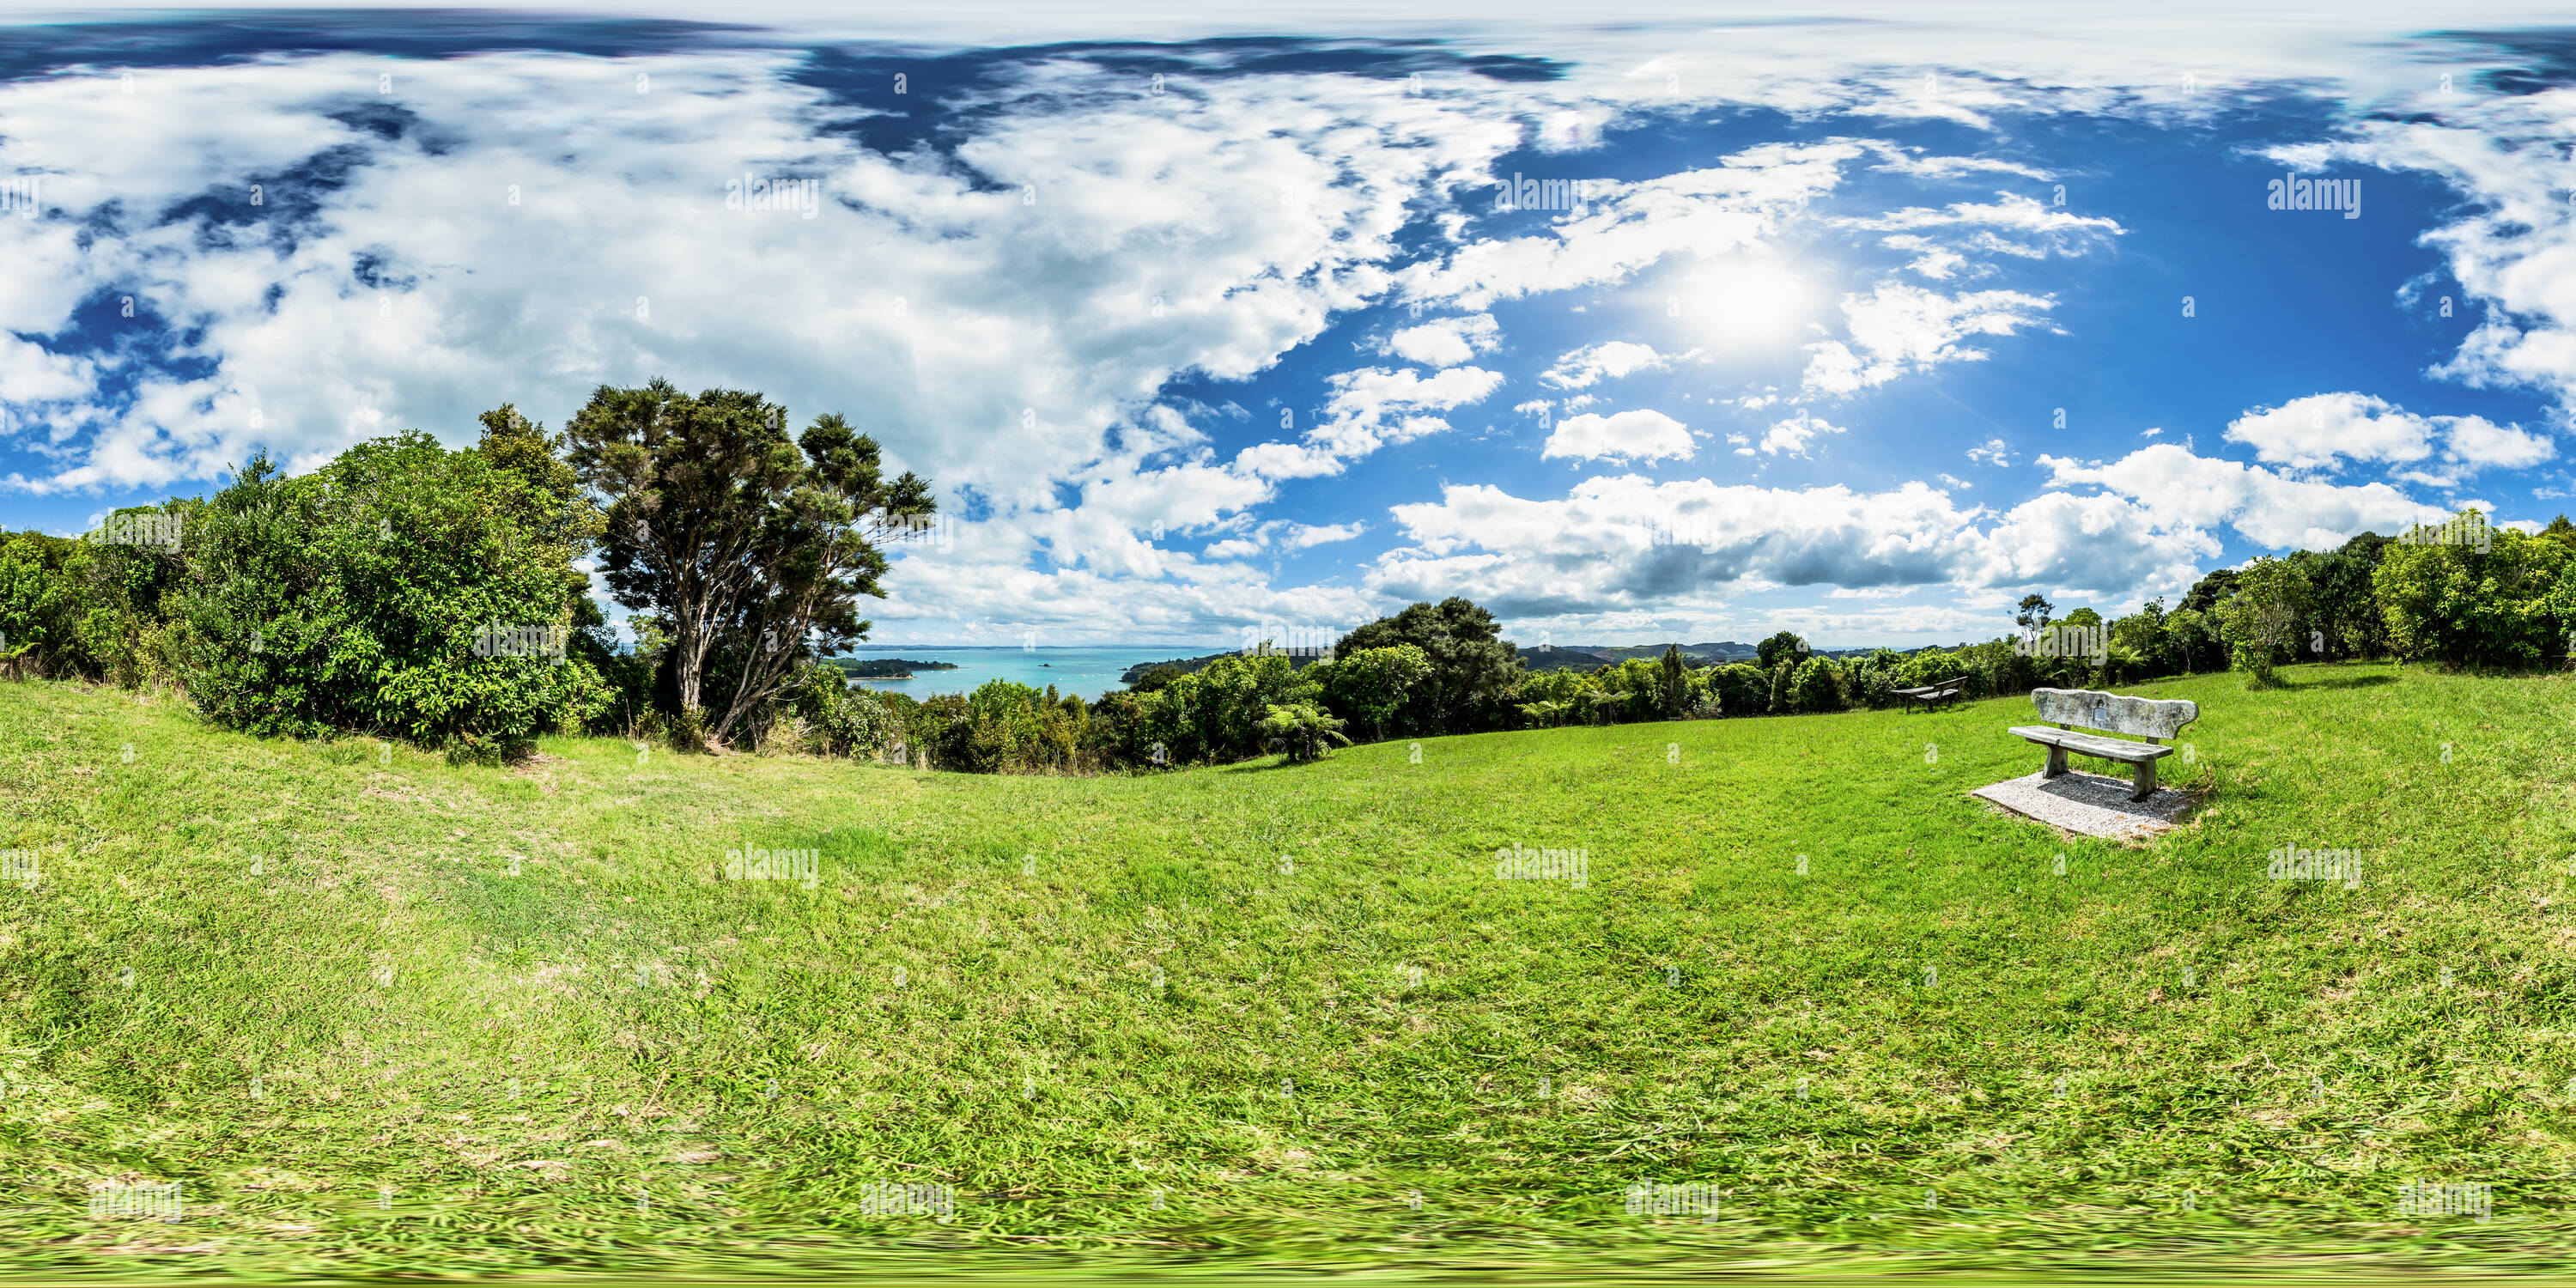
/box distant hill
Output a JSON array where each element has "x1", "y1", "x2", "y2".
[
  {"x1": 1518, "y1": 641, "x2": 1966, "y2": 671},
  {"x1": 1123, "y1": 640, "x2": 1950, "y2": 685},
  {"x1": 1522, "y1": 641, "x2": 1736, "y2": 671}
]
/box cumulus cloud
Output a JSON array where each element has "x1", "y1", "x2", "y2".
[
  {"x1": 1252, "y1": 365, "x2": 1507, "y2": 478},
  {"x1": 1399, "y1": 139, "x2": 1866, "y2": 310},
  {"x1": 2041, "y1": 441, "x2": 2451, "y2": 551},
  {"x1": 1367, "y1": 474, "x2": 2208, "y2": 617},
  {"x1": 1757, "y1": 411, "x2": 1847, "y2": 457},
  {"x1": 1382, "y1": 313, "x2": 1500, "y2": 368},
  {"x1": 1801, "y1": 283, "x2": 2058, "y2": 394},
  {"x1": 1543, "y1": 408, "x2": 1694, "y2": 464},
  {"x1": 2223, "y1": 392, "x2": 2554, "y2": 479},
  {"x1": 1541, "y1": 339, "x2": 1677, "y2": 388}
]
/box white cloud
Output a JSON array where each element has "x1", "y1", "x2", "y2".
[
  {"x1": 1757, "y1": 411, "x2": 1848, "y2": 457},
  {"x1": 1369, "y1": 474, "x2": 2208, "y2": 617},
  {"x1": 2223, "y1": 392, "x2": 2433, "y2": 470},
  {"x1": 2224, "y1": 392, "x2": 2554, "y2": 477},
  {"x1": 0, "y1": 45, "x2": 1560, "y2": 643},
  {"x1": 2445, "y1": 414, "x2": 2555, "y2": 470},
  {"x1": 1400, "y1": 139, "x2": 1866, "y2": 311},
  {"x1": 1966, "y1": 438, "x2": 2013, "y2": 466},
  {"x1": 1382, "y1": 313, "x2": 1500, "y2": 368},
  {"x1": 1801, "y1": 283, "x2": 2058, "y2": 395},
  {"x1": 2041, "y1": 441, "x2": 2452, "y2": 551},
  {"x1": 1544, "y1": 408, "x2": 1694, "y2": 464},
  {"x1": 1285, "y1": 520, "x2": 1367, "y2": 548},
  {"x1": 1838, "y1": 191, "x2": 2123, "y2": 261},
  {"x1": 1542, "y1": 339, "x2": 1676, "y2": 388},
  {"x1": 1279, "y1": 365, "x2": 1508, "y2": 470}
]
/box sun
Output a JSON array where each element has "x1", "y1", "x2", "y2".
[{"x1": 1677, "y1": 255, "x2": 1816, "y2": 349}]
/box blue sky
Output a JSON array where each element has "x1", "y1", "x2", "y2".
[{"x1": 3, "y1": 3, "x2": 2573, "y2": 647}]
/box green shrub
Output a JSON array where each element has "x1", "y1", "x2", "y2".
[
  {"x1": 171, "y1": 438, "x2": 608, "y2": 756},
  {"x1": 2214, "y1": 556, "x2": 2313, "y2": 685},
  {"x1": 788, "y1": 665, "x2": 903, "y2": 758},
  {"x1": 1317, "y1": 643, "x2": 1432, "y2": 741},
  {"x1": 2376, "y1": 513, "x2": 2573, "y2": 671},
  {"x1": 1258, "y1": 702, "x2": 1351, "y2": 762},
  {"x1": 1785, "y1": 656, "x2": 1841, "y2": 713},
  {"x1": 1708, "y1": 663, "x2": 1767, "y2": 715}
]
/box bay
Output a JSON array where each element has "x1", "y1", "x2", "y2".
[{"x1": 831, "y1": 645, "x2": 1222, "y2": 702}]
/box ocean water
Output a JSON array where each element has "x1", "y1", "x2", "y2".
[{"x1": 835, "y1": 645, "x2": 1219, "y2": 702}]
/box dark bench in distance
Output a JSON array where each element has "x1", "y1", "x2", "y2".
[{"x1": 1894, "y1": 675, "x2": 1971, "y2": 713}]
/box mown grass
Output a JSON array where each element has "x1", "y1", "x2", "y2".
[{"x1": 3, "y1": 660, "x2": 2575, "y2": 1281}]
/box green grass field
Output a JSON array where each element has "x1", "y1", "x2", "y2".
[{"x1": 4, "y1": 661, "x2": 2575, "y2": 1281}]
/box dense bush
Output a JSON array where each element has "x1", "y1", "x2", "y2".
[
  {"x1": 785, "y1": 663, "x2": 906, "y2": 758},
  {"x1": 172, "y1": 436, "x2": 609, "y2": 756},
  {"x1": 2376, "y1": 514, "x2": 2574, "y2": 671},
  {"x1": 1706, "y1": 663, "x2": 1767, "y2": 715},
  {"x1": 1105, "y1": 653, "x2": 1317, "y2": 766},
  {"x1": 1331, "y1": 598, "x2": 1520, "y2": 735},
  {"x1": 1314, "y1": 643, "x2": 1432, "y2": 741}
]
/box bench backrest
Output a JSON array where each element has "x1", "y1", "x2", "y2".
[{"x1": 2030, "y1": 687, "x2": 2197, "y2": 740}]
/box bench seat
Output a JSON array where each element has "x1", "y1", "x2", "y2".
[
  {"x1": 2003, "y1": 688, "x2": 2198, "y2": 803},
  {"x1": 1897, "y1": 676, "x2": 1971, "y2": 712},
  {"x1": 2007, "y1": 726, "x2": 2173, "y2": 763}
]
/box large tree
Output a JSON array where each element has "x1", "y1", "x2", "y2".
[
  {"x1": 1331, "y1": 597, "x2": 1522, "y2": 734},
  {"x1": 565, "y1": 380, "x2": 933, "y2": 748},
  {"x1": 1755, "y1": 630, "x2": 1807, "y2": 671}
]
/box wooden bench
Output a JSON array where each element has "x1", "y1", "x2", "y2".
[
  {"x1": 2008, "y1": 687, "x2": 2197, "y2": 801},
  {"x1": 1893, "y1": 675, "x2": 1971, "y2": 713}
]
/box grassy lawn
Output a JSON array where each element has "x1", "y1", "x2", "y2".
[{"x1": 3, "y1": 660, "x2": 2574, "y2": 1279}]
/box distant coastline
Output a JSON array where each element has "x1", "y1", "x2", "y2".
[{"x1": 824, "y1": 656, "x2": 962, "y2": 679}]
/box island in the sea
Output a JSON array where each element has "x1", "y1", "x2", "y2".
[{"x1": 827, "y1": 657, "x2": 961, "y2": 680}]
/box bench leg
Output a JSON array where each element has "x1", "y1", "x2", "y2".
[
  {"x1": 2130, "y1": 757, "x2": 2158, "y2": 801},
  {"x1": 2044, "y1": 744, "x2": 2068, "y2": 779}
]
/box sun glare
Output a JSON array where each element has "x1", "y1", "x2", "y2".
[{"x1": 1680, "y1": 256, "x2": 1816, "y2": 348}]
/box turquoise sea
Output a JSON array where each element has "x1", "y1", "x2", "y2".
[{"x1": 834, "y1": 645, "x2": 1222, "y2": 702}]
